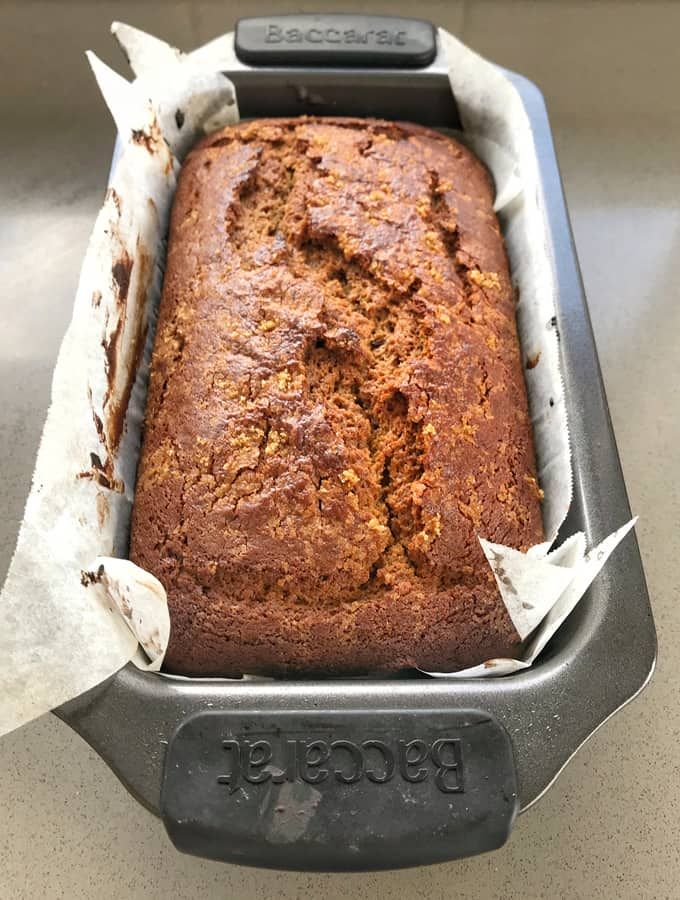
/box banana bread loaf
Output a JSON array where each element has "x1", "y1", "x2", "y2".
[{"x1": 130, "y1": 117, "x2": 544, "y2": 676}]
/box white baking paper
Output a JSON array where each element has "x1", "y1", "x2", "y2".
[
  {"x1": 0, "y1": 30, "x2": 239, "y2": 737},
  {"x1": 0, "y1": 23, "x2": 636, "y2": 737}
]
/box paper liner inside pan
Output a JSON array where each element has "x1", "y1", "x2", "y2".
[{"x1": 0, "y1": 23, "x2": 635, "y2": 737}]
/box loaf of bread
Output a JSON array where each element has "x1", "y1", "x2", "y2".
[{"x1": 130, "y1": 117, "x2": 544, "y2": 676}]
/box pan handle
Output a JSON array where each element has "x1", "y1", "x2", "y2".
[
  {"x1": 161, "y1": 707, "x2": 518, "y2": 870},
  {"x1": 234, "y1": 14, "x2": 437, "y2": 69}
]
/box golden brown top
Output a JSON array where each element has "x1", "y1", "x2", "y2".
[{"x1": 130, "y1": 117, "x2": 543, "y2": 676}]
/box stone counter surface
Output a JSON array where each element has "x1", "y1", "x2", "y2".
[{"x1": 1, "y1": 2, "x2": 678, "y2": 897}]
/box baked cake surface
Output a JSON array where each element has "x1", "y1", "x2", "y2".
[{"x1": 130, "y1": 117, "x2": 543, "y2": 675}]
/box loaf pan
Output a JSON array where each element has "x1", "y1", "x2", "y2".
[{"x1": 56, "y1": 14, "x2": 656, "y2": 871}]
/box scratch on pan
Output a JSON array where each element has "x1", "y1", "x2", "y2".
[{"x1": 264, "y1": 783, "x2": 322, "y2": 844}]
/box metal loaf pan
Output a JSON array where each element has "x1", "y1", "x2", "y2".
[{"x1": 57, "y1": 14, "x2": 656, "y2": 871}]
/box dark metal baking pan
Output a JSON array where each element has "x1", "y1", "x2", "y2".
[{"x1": 56, "y1": 14, "x2": 656, "y2": 871}]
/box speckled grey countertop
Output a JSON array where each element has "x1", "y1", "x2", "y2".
[{"x1": 1, "y1": 2, "x2": 678, "y2": 898}]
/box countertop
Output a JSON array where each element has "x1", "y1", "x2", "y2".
[{"x1": 1, "y1": 2, "x2": 678, "y2": 897}]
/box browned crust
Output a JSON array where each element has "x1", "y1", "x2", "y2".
[{"x1": 129, "y1": 117, "x2": 544, "y2": 676}]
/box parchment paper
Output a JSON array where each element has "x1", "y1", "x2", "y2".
[{"x1": 0, "y1": 23, "x2": 636, "y2": 737}]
